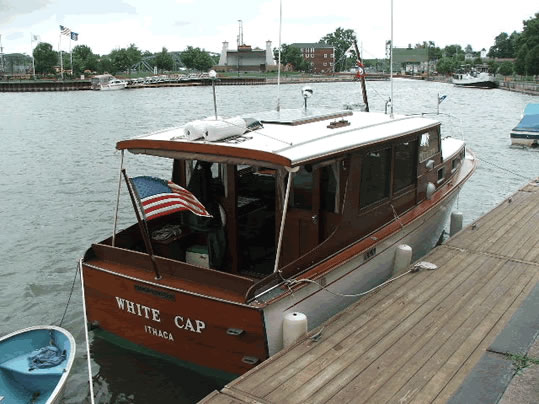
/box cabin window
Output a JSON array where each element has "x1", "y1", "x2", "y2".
[
  {"x1": 320, "y1": 164, "x2": 338, "y2": 213},
  {"x1": 452, "y1": 158, "x2": 459, "y2": 172},
  {"x1": 437, "y1": 167, "x2": 445, "y2": 183},
  {"x1": 360, "y1": 148, "x2": 391, "y2": 208},
  {"x1": 290, "y1": 166, "x2": 313, "y2": 209},
  {"x1": 393, "y1": 140, "x2": 418, "y2": 192},
  {"x1": 418, "y1": 129, "x2": 440, "y2": 162}
]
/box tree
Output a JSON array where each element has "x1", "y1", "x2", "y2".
[
  {"x1": 72, "y1": 45, "x2": 98, "y2": 75},
  {"x1": 514, "y1": 44, "x2": 529, "y2": 75},
  {"x1": 181, "y1": 46, "x2": 215, "y2": 71},
  {"x1": 109, "y1": 48, "x2": 130, "y2": 74},
  {"x1": 320, "y1": 27, "x2": 357, "y2": 72},
  {"x1": 436, "y1": 57, "x2": 458, "y2": 74},
  {"x1": 443, "y1": 44, "x2": 463, "y2": 58},
  {"x1": 33, "y1": 42, "x2": 57, "y2": 74},
  {"x1": 154, "y1": 47, "x2": 173, "y2": 71},
  {"x1": 488, "y1": 32, "x2": 519, "y2": 58},
  {"x1": 97, "y1": 56, "x2": 113, "y2": 74},
  {"x1": 125, "y1": 44, "x2": 142, "y2": 75},
  {"x1": 525, "y1": 44, "x2": 539, "y2": 76},
  {"x1": 498, "y1": 61, "x2": 514, "y2": 76},
  {"x1": 273, "y1": 44, "x2": 310, "y2": 71}
]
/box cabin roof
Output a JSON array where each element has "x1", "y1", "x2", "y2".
[{"x1": 117, "y1": 109, "x2": 440, "y2": 167}]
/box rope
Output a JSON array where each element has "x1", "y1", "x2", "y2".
[
  {"x1": 78, "y1": 259, "x2": 96, "y2": 404},
  {"x1": 278, "y1": 267, "x2": 413, "y2": 299},
  {"x1": 58, "y1": 262, "x2": 79, "y2": 327},
  {"x1": 474, "y1": 156, "x2": 531, "y2": 181}
]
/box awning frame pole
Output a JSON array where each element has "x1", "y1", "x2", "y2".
[
  {"x1": 273, "y1": 167, "x2": 298, "y2": 273},
  {"x1": 112, "y1": 150, "x2": 124, "y2": 247}
]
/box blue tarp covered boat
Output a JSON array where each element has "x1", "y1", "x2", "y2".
[
  {"x1": 511, "y1": 103, "x2": 539, "y2": 147},
  {"x1": 0, "y1": 326, "x2": 75, "y2": 404}
]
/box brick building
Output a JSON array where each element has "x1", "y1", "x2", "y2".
[{"x1": 290, "y1": 43, "x2": 335, "y2": 74}]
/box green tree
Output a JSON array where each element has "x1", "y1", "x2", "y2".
[
  {"x1": 436, "y1": 57, "x2": 458, "y2": 74},
  {"x1": 525, "y1": 44, "x2": 539, "y2": 75},
  {"x1": 125, "y1": 43, "x2": 142, "y2": 75},
  {"x1": 97, "y1": 55, "x2": 113, "y2": 74},
  {"x1": 514, "y1": 44, "x2": 529, "y2": 75},
  {"x1": 443, "y1": 44, "x2": 463, "y2": 58},
  {"x1": 497, "y1": 61, "x2": 514, "y2": 76},
  {"x1": 109, "y1": 48, "x2": 130, "y2": 74},
  {"x1": 273, "y1": 44, "x2": 310, "y2": 71},
  {"x1": 487, "y1": 60, "x2": 499, "y2": 74},
  {"x1": 181, "y1": 46, "x2": 215, "y2": 71},
  {"x1": 320, "y1": 27, "x2": 357, "y2": 72},
  {"x1": 154, "y1": 47, "x2": 174, "y2": 71},
  {"x1": 33, "y1": 42, "x2": 57, "y2": 74},
  {"x1": 488, "y1": 32, "x2": 519, "y2": 58},
  {"x1": 72, "y1": 44, "x2": 98, "y2": 75}
]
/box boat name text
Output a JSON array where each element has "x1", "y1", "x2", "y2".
[{"x1": 115, "y1": 296, "x2": 206, "y2": 333}]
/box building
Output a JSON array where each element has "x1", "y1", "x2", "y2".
[
  {"x1": 391, "y1": 47, "x2": 429, "y2": 74},
  {"x1": 289, "y1": 43, "x2": 335, "y2": 74},
  {"x1": 215, "y1": 41, "x2": 276, "y2": 72}
]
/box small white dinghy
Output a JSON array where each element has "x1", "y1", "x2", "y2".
[{"x1": 0, "y1": 325, "x2": 75, "y2": 404}]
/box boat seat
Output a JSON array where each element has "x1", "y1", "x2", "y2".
[{"x1": 0, "y1": 354, "x2": 66, "y2": 376}]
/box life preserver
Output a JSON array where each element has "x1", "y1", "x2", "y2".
[{"x1": 355, "y1": 62, "x2": 365, "y2": 79}]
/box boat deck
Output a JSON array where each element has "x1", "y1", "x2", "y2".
[{"x1": 200, "y1": 179, "x2": 539, "y2": 404}]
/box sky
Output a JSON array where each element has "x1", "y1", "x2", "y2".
[{"x1": 0, "y1": 0, "x2": 537, "y2": 59}]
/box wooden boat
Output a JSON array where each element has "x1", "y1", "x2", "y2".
[
  {"x1": 511, "y1": 103, "x2": 539, "y2": 147},
  {"x1": 0, "y1": 325, "x2": 76, "y2": 404},
  {"x1": 82, "y1": 103, "x2": 476, "y2": 379}
]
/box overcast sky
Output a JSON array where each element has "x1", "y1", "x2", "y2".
[{"x1": 1, "y1": 0, "x2": 537, "y2": 59}]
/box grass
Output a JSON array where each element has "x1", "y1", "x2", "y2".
[{"x1": 507, "y1": 353, "x2": 539, "y2": 374}]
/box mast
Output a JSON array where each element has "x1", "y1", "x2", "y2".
[
  {"x1": 353, "y1": 39, "x2": 369, "y2": 112},
  {"x1": 390, "y1": 0, "x2": 394, "y2": 117}
]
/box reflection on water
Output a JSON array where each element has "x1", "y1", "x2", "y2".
[{"x1": 0, "y1": 80, "x2": 537, "y2": 403}]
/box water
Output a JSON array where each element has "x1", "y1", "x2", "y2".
[{"x1": 0, "y1": 80, "x2": 537, "y2": 403}]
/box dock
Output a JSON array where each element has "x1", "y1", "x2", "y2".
[{"x1": 201, "y1": 179, "x2": 539, "y2": 404}]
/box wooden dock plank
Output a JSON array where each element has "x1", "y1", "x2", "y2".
[
  {"x1": 284, "y1": 253, "x2": 492, "y2": 404},
  {"x1": 259, "y1": 249, "x2": 470, "y2": 402},
  {"x1": 385, "y1": 259, "x2": 534, "y2": 403},
  {"x1": 201, "y1": 179, "x2": 539, "y2": 404},
  {"x1": 432, "y1": 270, "x2": 539, "y2": 404},
  {"x1": 332, "y1": 254, "x2": 514, "y2": 404},
  {"x1": 233, "y1": 248, "x2": 457, "y2": 394}
]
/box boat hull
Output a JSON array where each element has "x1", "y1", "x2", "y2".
[
  {"x1": 0, "y1": 326, "x2": 75, "y2": 404},
  {"x1": 82, "y1": 266, "x2": 268, "y2": 376},
  {"x1": 452, "y1": 80, "x2": 498, "y2": 89},
  {"x1": 511, "y1": 129, "x2": 539, "y2": 147}
]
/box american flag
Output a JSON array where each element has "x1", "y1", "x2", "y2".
[
  {"x1": 59, "y1": 25, "x2": 71, "y2": 36},
  {"x1": 130, "y1": 176, "x2": 212, "y2": 221},
  {"x1": 70, "y1": 32, "x2": 78, "y2": 41}
]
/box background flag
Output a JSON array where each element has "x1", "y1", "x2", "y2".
[
  {"x1": 31, "y1": 34, "x2": 40, "y2": 42},
  {"x1": 438, "y1": 95, "x2": 447, "y2": 104},
  {"x1": 59, "y1": 25, "x2": 71, "y2": 36},
  {"x1": 70, "y1": 32, "x2": 78, "y2": 41},
  {"x1": 130, "y1": 176, "x2": 212, "y2": 221}
]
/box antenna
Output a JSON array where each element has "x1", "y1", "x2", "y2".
[
  {"x1": 390, "y1": 0, "x2": 394, "y2": 117},
  {"x1": 276, "y1": 0, "x2": 282, "y2": 112}
]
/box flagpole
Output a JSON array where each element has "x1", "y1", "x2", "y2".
[
  {"x1": 69, "y1": 36, "x2": 72, "y2": 77},
  {"x1": 30, "y1": 34, "x2": 36, "y2": 80},
  {"x1": 122, "y1": 169, "x2": 162, "y2": 280},
  {"x1": 58, "y1": 32, "x2": 64, "y2": 80}
]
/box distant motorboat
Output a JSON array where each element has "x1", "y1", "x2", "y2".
[
  {"x1": 0, "y1": 325, "x2": 76, "y2": 404},
  {"x1": 511, "y1": 103, "x2": 539, "y2": 147},
  {"x1": 99, "y1": 79, "x2": 128, "y2": 91},
  {"x1": 452, "y1": 65, "x2": 498, "y2": 89},
  {"x1": 91, "y1": 74, "x2": 128, "y2": 91}
]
